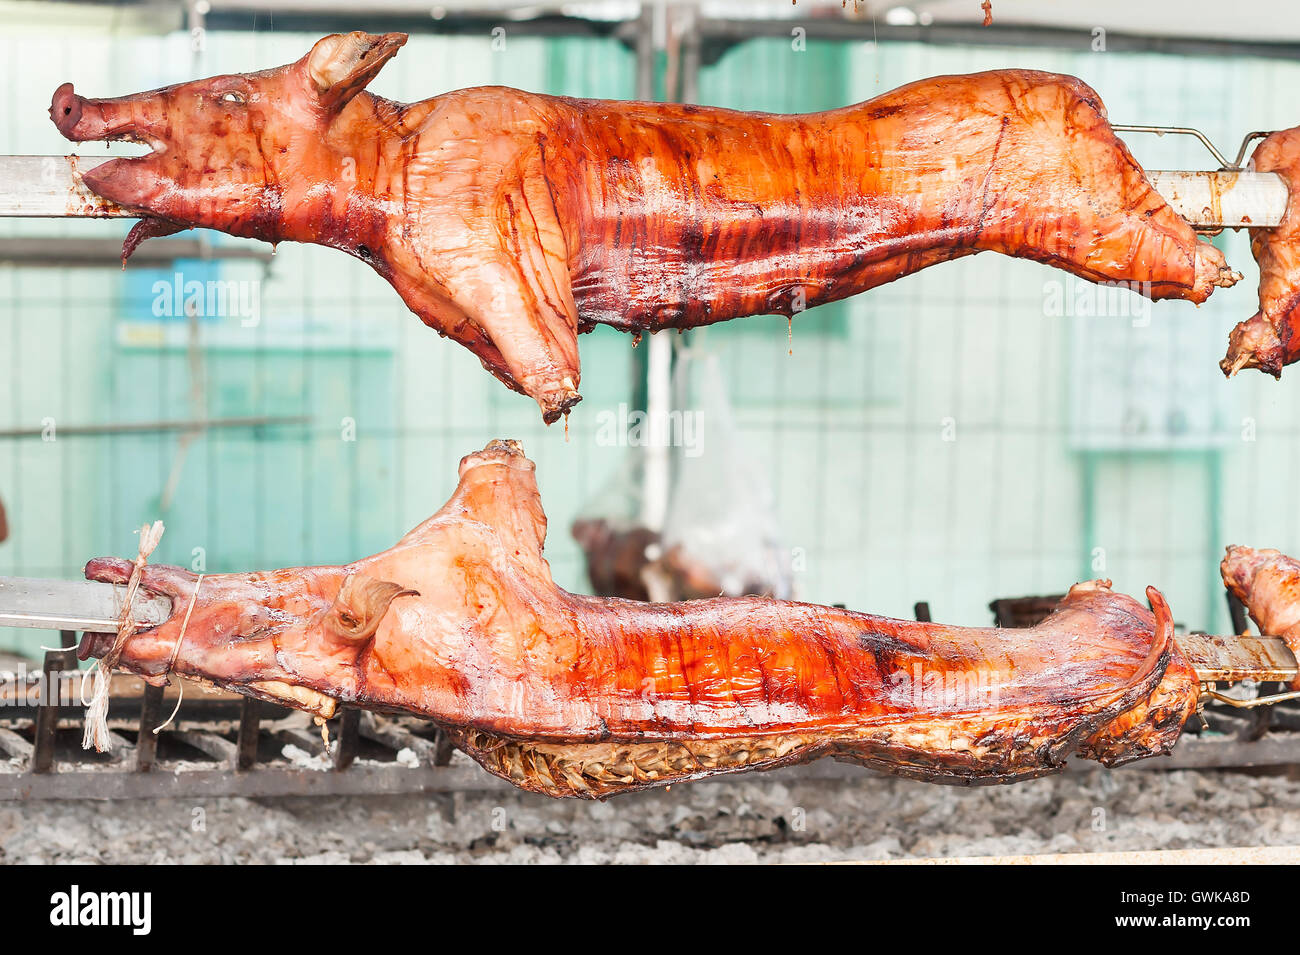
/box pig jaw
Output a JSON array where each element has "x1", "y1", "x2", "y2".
[
  {"x1": 81, "y1": 627, "x2": 342, "y2": 718},
  {"x1": 51, "y1": 81, "x2": 178, "y2": 249}
]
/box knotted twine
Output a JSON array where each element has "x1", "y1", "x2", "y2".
[
  {"x1": 150, "y1": 571, "x2": 203, "y2": 737},
  {"x1": 81, "y1": 520, "x2": 164, "y2": 752}
]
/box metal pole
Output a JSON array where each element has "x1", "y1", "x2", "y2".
[
  {"x1": 635, "y1": 2, "x2": 655, "y2": 102},
  {"x1": 639, "y1": 1, "x2": 677, "y2": 534}
]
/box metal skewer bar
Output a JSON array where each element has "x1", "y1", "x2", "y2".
[{"x1": 0, "y1": 150, "x2": 1289, "y2": 231}]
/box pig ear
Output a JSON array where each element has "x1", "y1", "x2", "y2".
[
  {"x1": 324, "y1": 573, "x2": 418, "y2": 644},
  {"x1": 304, "y1": 32, "x2": 407, "y2": 110}
]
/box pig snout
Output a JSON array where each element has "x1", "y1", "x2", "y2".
[
  {"x1": 85, "y1": 556, "x2": 197, "y2": 601},
  {"x1": 76, "y1": 631, "x2": 116, "y2": 662},
  {"x1": 50, "y1": 83, "x2": 151, "y2": 143},
  {"x1": 50, "y1": 83, "x2": 86, "y2": 138}
]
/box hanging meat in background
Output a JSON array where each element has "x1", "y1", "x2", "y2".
[
  {"x1": 51, "y1": 33, "x2": 1237, "y2": 423},
  {"x1": 0, "y1": 494, "x2": 8, "y2": 544},
  {"x1": 571, "y1": 519, "x2": 660, "y2": 602},
  {"x1": 572, "y1": 518, "x2": 780, "y2": 603},
  {"x1": 573, "y1": 353, "x2": 790, "y2": 603},
  {"x1": 1221, "y1": 126, "x2": 1300, "y2": 378},
  {"x1": 80, "y1": 439, "x2": 1209, "y2": 798}
]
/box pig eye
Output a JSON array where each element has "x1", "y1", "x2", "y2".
[{"x1": 217, "y1": 91, "x2": 247, "y2": 106}]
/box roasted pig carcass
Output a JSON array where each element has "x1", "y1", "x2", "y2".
[
  {"x1": 1222, "y1": 127, "x2": 1300, "y2": 378},
  {"x1": 51, "y1": 32, "x2": 1235, "y2": 423},
  {"x1": 82, "y1": 440, "x2": 1202, "y2": 797},
  {"x1": 1222, "y1": 545, "x2": 1300, "y2": 689}
]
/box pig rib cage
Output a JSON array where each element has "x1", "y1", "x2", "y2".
[{"x1": 1, "y1": 591, "x2": 1298, "y2": 800}]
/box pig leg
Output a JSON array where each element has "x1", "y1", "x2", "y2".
[
  {"x1": 391, "y1": 143, "x2": 582, "y2": 423},
  {"x1": 390, "y1": 438, "x2": 552, "y2": 581},
  {"x1": 965, "y1": 81, "x2": 1236, "y2": 302},
  {"x1": 438, "y1": 251, "x2": 581, "y2": 423},
  {"x1": 385, "y1": 270, "x2": 525, "y2": 394},
  {"x1": 1221, "y1": 126, "x2": 1300, "y2": 377},
  {"x1": 449, "y1": 159, "x2": 581, "y2": 423}
]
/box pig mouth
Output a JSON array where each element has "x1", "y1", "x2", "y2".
[
  {"x1": 49, "y1": 82, "x2": 175, "y2": 234},
  {"x1": 79, "y1": 153, "x2": 164, "y2": 209},
  {"x1": 93, "y1": 128, "x2": 167, "y2": 153},
  {"x1": 74, "y1": 141, "x2": 184, "y2": 261}
]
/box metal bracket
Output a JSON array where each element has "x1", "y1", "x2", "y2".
[
  {"x1": 1112, "y1": 125, "x2": 1273, "y2": 172},
  {"x1": 1201, "y1": 686, "x2": 1300, "y2": 709},
  {"x1": 1109, "y1": 126, "x2": 1289, "y2": 229}
]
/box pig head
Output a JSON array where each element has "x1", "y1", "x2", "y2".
[
  {"x1": 81, "y1": 440, "x2": 561, "y2": 721},
  {"x1": 51, "y1": 32, "x2": 584, "y2": 423},
  {"x1": 50, "y1": 32, "x2": 406, "y2": 263},
  {"x1": 80, "y1": 559, "x2": 421, "y2": 718}
]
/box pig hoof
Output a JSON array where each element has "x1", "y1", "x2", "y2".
[{"x1": 541, "y1": 391, "x2": 582, "y2": 424}]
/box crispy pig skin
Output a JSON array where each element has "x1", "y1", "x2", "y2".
[
  {"x1": 1077, "y1": 644, "x2": 1197, "y2": 767},
  {"x1": 1222, "y1": 545, "x2": 1300, "y2": 689},
  {"x1": 84, "y1": 440, "x2": 1194, "y2": 797},
  {"x1": 1222, "y1": 127, "x2": 1300, "y2": 378},
  {"x1": 51, "y1": 33, "x2": 1233, "y2": 423}
]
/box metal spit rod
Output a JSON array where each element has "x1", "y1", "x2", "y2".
[
  {"x1": 0, "y1": 576, "x2": 172, "y2": 633},
  {"x1": 0, "y1": 156, "x2": 131, "y2": 219},
  {"x1": 0, "y1": 147, "x2": 1289, "y2": 230}
]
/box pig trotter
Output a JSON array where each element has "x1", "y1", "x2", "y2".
[{"x1": 1222, "y1": 126, "x2": 1300, "y2": 378}]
